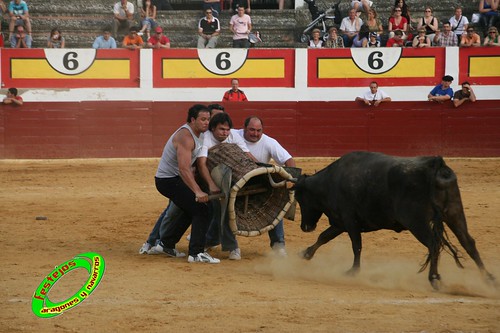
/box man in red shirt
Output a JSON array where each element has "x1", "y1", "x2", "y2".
[
  {"x1": 386, "y1": 29, "x2": 405, "y2": 47},
  {"x1": 147, "y1": 26, "x2": 171, "y2": 49},
  {"x1": 222, "y1": 78, "x2": 248, "y2": 101},
  {"x1": 3, "y1": 87, "x2": 23, "y2": 106}
]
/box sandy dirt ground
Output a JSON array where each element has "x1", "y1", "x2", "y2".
[{"x1": 1, "y1": 157, "x2": 499, "y2": 333}]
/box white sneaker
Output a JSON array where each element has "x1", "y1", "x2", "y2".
[
  {"x1": 229, "y1": 248, "x2": 241, "y2": 260},
  {"x1": 139, "y1": 242, "x2": 151, "y2": 254},
  {"x1": 188, "y1": 252, "x2": 220, "y2": 264},
  {"x1": 148, "y1": 243, "x2": 186, "y2": 257},
  {"x1": 272, "y1": 244, "x2": 288, "y2": 257}
]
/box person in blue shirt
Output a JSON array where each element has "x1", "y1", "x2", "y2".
[
  {"x1": 8, "y1": 0, "x2": 31, "y2": 36},
  {"x1": 92, "y1": 26, "x2": 117, "y2": 49},
  {"x1": 428, "y1": 75, "x2": 454, "y2": 103}
]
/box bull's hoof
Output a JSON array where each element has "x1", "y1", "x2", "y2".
[
  {"x1": 430, "y1": 274, "x2": 441, "y2": 291},
  {"x1": 301, "y1": 248, "x2": 314, "y2": 260},
  {"x1": 345, "y1": 267, "x2": 360, "y2": 276},
  {"x1": 485, "y1": 272, "x2": 497, "y2": 289}
]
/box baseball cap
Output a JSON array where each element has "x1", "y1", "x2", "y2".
[
  {"x1": 442, "y1": 75, "x2": 454, "y2": 82},
  {"x1": 370, "y1": 32, "x2": 377, "y2": 37},
  {"x1": 155, "y1": 26, "x2": 163, "y2": 33}
]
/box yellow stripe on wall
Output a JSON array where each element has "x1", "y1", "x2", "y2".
[
  {"x1": 469, "y1": 56, "x2": 500, "y2": 77},
  {"x1": 11, "y1": 59, "x2": 130, "y2": 79},
  {"x1": 318, "y1": 57, "x2": 436, "y2": 78},
  {"x1": 163, "y1": 59, "x2": 285, "y2": 78}
]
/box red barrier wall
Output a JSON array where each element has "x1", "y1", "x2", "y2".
[{"x1": 1, "y1": 101, "x2": 499, "y2": 159}]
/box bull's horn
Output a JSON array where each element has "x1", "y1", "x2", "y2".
[{"x1": 267, "y1": 174, "x2": 288, "y2": 188}]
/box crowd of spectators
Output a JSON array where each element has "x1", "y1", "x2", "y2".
[{"x1": 0, "y1": 1, "x2": 497, "y2": 49}]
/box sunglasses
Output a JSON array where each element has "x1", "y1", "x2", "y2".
[
  {"x1": 395, "y1": 9, "x2": 401, "y2": 12},
  {"x1": 425, "y1": 10, "x2": 431, "y2": 12},
  {"x1": 206, "y1": 11, "x2": 212, "y2": 14}
]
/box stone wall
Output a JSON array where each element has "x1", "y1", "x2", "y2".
[{"x1": 23, "y1": 0, "x2": 483, "y2": 48}]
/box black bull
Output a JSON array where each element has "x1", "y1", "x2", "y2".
[{"x1": 292, "y1": 151, "x2": 495, "y2": 290}]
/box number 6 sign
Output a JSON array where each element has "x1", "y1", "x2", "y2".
[
  {"x1": 351, "y1": 48, "x2": 403, "y2": 75},
  {"x1": 44, "y1": 49, "x2": 97, "y2": 75},
  {"x1": 197, "y1": 49, "x2": 248, "y2": 75}
]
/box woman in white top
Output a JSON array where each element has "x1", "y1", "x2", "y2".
[{"x1": 308, "y1": 28, "x2": 323, "y2": 48}]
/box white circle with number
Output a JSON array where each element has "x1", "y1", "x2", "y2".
[
  {"x1": 197, "y1": 49, "x2": 248, "y2": 75},
  {"x1": 351, "y1": 48, "x2": 402, "y2": 75},
  {"x1": 44, "y1": 49, "x2": 97, "y2": 75}
]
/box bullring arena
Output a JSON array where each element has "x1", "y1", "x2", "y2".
[{"x1": 1, "y1": 1, "x2": 500, "y2": 330}]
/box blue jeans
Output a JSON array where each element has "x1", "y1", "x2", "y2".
[
  {"x1": 146, "y1": 201, "x2": 187, "y2": 246},
  {"x1": 268, "y1": 219, "x2": 285, "y2": 247},
  {"x1": 205, "y1": 201, "x2": 239, "y2": 251}
]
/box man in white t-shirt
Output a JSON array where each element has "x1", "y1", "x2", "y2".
[
  {"x1": 235, "y1": 116, "x2": 295, "y2": 256},
  {"x1": 113, "y1": 0, "x2": 135, "y2": 39},
  {"x1": 340, "y1": 8, "x2": 363, "y2": 47},
  {"x1": 355, "y1": 81, "x2": 391, "y2": 106},
  {"x1": 449, "y1": 6, "x2": 469, "y2": 41}
]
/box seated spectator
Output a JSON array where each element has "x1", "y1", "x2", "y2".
[
  {"x1": 428, "y1": 75, "x2": 453, "y2": 103},
  {"x1": 365, "y1": 9, "x2": 383, "y2": 37},
  {"x1": 340, "y1": 8, "x2": 363, "y2": 47},
  {"x1": 479, "y1": 0, "x2": 499, "y2": 32},
  {"x1": 412, "y1": 28, "x2": 431, "y2": 48},
  {"x1": 355, "y1": 81, "x2": 391, "y2": 106},
  {"x1": 147, "y1": 26, "x2": 170, "y2": 48},
  {"x1": 203, "y1": 0, "x2": 221, "y2": 17},
  {"x1": 386, "y1": 29, "x2": 404, "y2": 47},
  {"x1": 113, "y1": 0, "x2": 134, "y2": 40},
  {"x1": 308, "y1": 28, "x2": 323, "y2": 48},
  {"x1": 8, "y1": 0, "x2": 31, "y2": 36},
  {"x1": 325, "y1": 27, "x2": 344, "y2": 48},
  {"x1": 453, "y1": 82, "x2": 476, "y2": 108},
  {"x1": 122, "y1": 26, "x2": 144, "y2": 49},
  {"x1": 222, "y1": 78, "x2": 248, "y2": 102},
  {"x1": 483, "y1": 26, "x2": 500, "y2": 46},
  {"x1": 417, "y1": 6, "x2": 439, "y2": 43},
  {"x1": 139, "y1": 0, "x2": 157, "y2": 40},
  {"x1": 367, "y1": 32, "x2": 380, "y2": 47},
  {"x1": 394, "y1": 0, "x2": 413, "y2": 32},
  {"x1": 197, "y1": 8, "x2": 220, "y2": 49},
  {"x1": 352, "y1": 24, "x2": 370, "y2": 47},
  {"x1": 10, "y1": 24, "x2": 30, "y2": 48},
  {"x1": 230, "y1": 5, "x2": 251, "y2": 48},
  {"x1": 433, "y1": 21, "x2": 458, "y2": 47},
  {"x1": 350, "y1": 0, "x2": 372, "y2": 15},
  {"x1": 47, "y1": 27, "x2": 65, "y2": 48},
  {"x1": 2, "y1": 87, "x2": 23, "y2": 106},
  {"x1": 388, "y1": 6, "x2": 408, "y2": 41},
  {"x1": 449, "y1": 6, "x2": 469, "y2": 41},
  {"x1": 92, "y1": 26, "x2": 117, "y2": 49},
  {"x1": 460, "y1": 26, "x2": 481, "y2": 47}
]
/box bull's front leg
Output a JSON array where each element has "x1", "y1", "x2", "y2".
[
  {"x1": 346, "y1": 230, "x2": 362, "y2": 276},
  {"x1": 302, "y1": 226, "x2": 343, "y2": 260}
]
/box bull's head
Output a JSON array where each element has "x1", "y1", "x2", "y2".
[{"x1": 290, "y1": 175, "x2": 323, "y2": 232}]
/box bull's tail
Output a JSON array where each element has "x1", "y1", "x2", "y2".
[{"x1": 419, "y1": 218, "x2": 464, "y2": 273}]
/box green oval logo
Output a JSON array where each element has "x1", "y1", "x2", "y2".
[{"x1": 32, "y1": 252, "x2": 105, "y2": 318}]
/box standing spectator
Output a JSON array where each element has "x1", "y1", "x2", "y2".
[
  {"x1": 340, "y1": 8, "x2": 363, "y2": 47},
  {"x1": 122, "y1": 26, "x2": 144, "y2": 49},
  {"x1": 10, "y1": 24, "x2": 30, "y2": 48},
  {"x1": 386, "y1": 29, "x2": 404, "y2": 47},
  {"x1": 479, "y1": 0, "x2": 499, "y2": 32},
  {"x1": 449, "y1": 6, "x2": 469, "y2": 41},
  {"x1": 433, "y1": 22, "x2": 458, "y2": 47},
  {"x1": 483, "y1": 26, "x2": 500, "y2": 46},
  {"x1": 155, "y1": 104, "x2": 220, "y2": 264},
  {"x1": 355, "y1": 81, "x2": 391, "y2": 106},
  {"x1": 47, "y1": 27, "x2": 65, "y2": 48},
  {"x1": 308, "y1": 28, "x2": 323, "y2": 48},
  {"x1": 113, "y1": 0, "x2": 134, "y2": 40},
  {"x1": 460, "y1": 26, "x2": 481, "y2": 47},
  {"x1": 8, "y1": 0, "x2": 31, "y2": 37},
  {"x1": 230, "y1": 5, "x2": 251, "y2": 48},
  {"x1": 203, "y1": 0, "x2": 221, "y2": 17},
  {"x1": 453, "y1": 82, "x2": 477, "y2": 108},
  {"x1": 139, "y1": 0, "x2": 157, "y2": 40},
  {"x1": 197, "y1": 8, "x2": 220, "y2": 49},
  {"x1": 417, "y1": 6, "x2": 439, "y2": 43},
  {"x1": 412, "y1": 28, "x2": 431, "y2": 48},
  {"x1": 147, "y1": 26, "x2": 170, "y2": 48},
  {"x1": 388, "y1": 6, "x2": 408, "y2": 40},
  {"x1": 235, "y1": 116, "x2": 296, "y2": 257},
  {"x1": 92, "y1": 26, "x2": 117, "y2": 49},
  {"x1": 230, "y1": 0, "x2": 251, "y2": 13},
  {"x1": 325, "y1": 27, "x2": 344, "y2": 48},
  {"x1": 222, "y1": 78, "x2": 248, "y2": 101},
  {"x1": 2, "y1": 87, "x2": 23, "y2": 105},
  {"x1": 428, "y1": 75, "x2": 454, "y2": 103}
]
